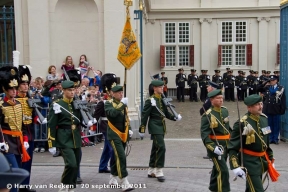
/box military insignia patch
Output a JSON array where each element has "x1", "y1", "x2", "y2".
[{"x1": 11, "y1": 69, "x2": 16, "y2": 75}]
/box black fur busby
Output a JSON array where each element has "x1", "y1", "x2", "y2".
[
  {"x1": 101, "y1": 73, "x2": 118, "y2": 93},
  {"x1": 0, "y1": 66, "x2": 19, "y2": 93},
  {"x1": 63, "y1": 69, "x2": 81, "y2": 87},
  {"x1": 18, "y1": 65, "x2": 32, "y2": 84}
]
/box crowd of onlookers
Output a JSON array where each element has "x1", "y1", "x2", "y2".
[{"x1": 27, "y1": 54, "x2": 105, "y2": 155}]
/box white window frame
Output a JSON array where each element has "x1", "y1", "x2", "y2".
[
  {"x1": 163, "y1": 22, "x2": 191, "y2": 67},
  {"x1": 220, "y1": 21, "x2": 247, "y2": 67}
]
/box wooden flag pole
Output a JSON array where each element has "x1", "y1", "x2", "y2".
[{"x1": 124, "y1": 67, "x2": 127, "y2": 97}]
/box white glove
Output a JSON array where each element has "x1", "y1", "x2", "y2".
[
  {"x1": 175, "y1": 114, "x2": 182, "y2": 121},
  {"x1": 232, "y1": 167, "x2": 246, "y2": 180},
  {"x1": 139, "y1": 133, "x2": 145, "y2": 138},
  {"x1": 182, "y1": 75, "x2": 185, "y2": 78},
  {"x1": 200, "y1": 86, "x2": 202, "y2": 88},
  {"x1": 89, "y1": 130, "x2": 96, "y2": 135},
  {"x1": 225, "y1": 86, "x2": 228, "y2": 88},
  {"x1": 49, "y1": 147, "x2": 56, "y2": 155},
  {"x1": 0, "y1": 142, "x2": 9, "y2": 152},
  {"x1": 214, "y1": 146, "x2": 224, "y2": 156},
  {"x1": 53, "y1": 103, "x2": 62, "y2": 114},
  {"x1": 37, "y1": 117, "x2": 47, "y2": 124},
  {"x1": 24, "y1": 142, "x2": 29, "y2": 150},
  {"x1": 129, "y1": 130, "x2": 133, "y2": 137},
  {"x1": 251, "y1": 88, "x2": 253, "y2": 90},
  {"x1": 151, "y1": 98, "x2": 156, "y2": 106},
  {"x1": 121, "y1": 97, "x2": 128, "y2": 105}
]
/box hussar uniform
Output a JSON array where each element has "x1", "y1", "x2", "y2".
[
  {"x1": 139, "y1": 80, "x2": 179, "y2": 182},
  {"x1": 48, "y1": 81, "x2": 82, "y2": 191},
  {"x1": 200, "y1": 89, "x2": 231, "y2": 192},
  {"x1": 228, "y1": 94, "x2": 278, "y2": 192},
  {"x1": 0, "y1": 66, "x2": 30, "y2": 192}
]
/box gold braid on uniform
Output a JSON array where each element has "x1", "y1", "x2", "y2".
[
  {"x1": 16, "y1": 97, "x2": 33, "y2": 125},
  {"x1": 2, "y1": 103, "x2": 22, "y2": 131}
]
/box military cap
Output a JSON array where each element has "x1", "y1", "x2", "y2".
[
  {"x1": 208, "y1": 89, "x2": 222, "y2": 98},
  {"x1": 266, "y1": 71, "x2": 271, "y2": 74},
  {"x1": 244, "y1": 94, "x2": 262, "y2": 106},
  {"x1": 273, "y1": 71, "x2": 279, "y2": 74},
  {"x1": 214, "y1": 70, "x2": 220, "y2": 73},
  {"x1": 178, "y1": 68, "x2": 184, "y2": 71},
  {"x1": 269, "y1": 75, "x2": 278, "y2": 81},
  {"x1": 63, "y1": 69, "x2": 81, "y2": 87},
  {"x1": 151, "y1": 80, "x2": 164, "y2": 87},
  {"x1": 253, "y1": 71, "x2": 259, "y2": 74},
  {"x1": 0, "y1": 66, "x2": 19, "y2": 93},
  {"x1": 191, "y1": 69, "x2": 196, "y2": 72},
  {"x1": 249, "y1": 70, "x2": 254, "y2": 73},
  {"x1": 208, "y1": 81, "x2": 220, "y2": 89},
  {"x1": 101, "y1": 73, "x2": 118, "y2": 93},
  {"x1": 238, "y1": 70, "x2": 243, "y2": 73},
  {"x1": 0, "y1": 153, "x2": 29, "y2": 189},
  {"x1": 226, "y1": 68, "x2": 230, "y2": 70},
  {"x1": 111, "y1": 85, "x2": 123, "y2": 92},
  {"x1": 262, "y1": 70, "x2": 266, "y2": 73},
  {"x1": 61, "y1": 80, "x2": 75, "y2": 89},
  {"x1": 18, "y1": 65, "x2": 32, "y2": 84},
  {"x1": 161, "y1": 72, "x2": 165, "y2": 75}
]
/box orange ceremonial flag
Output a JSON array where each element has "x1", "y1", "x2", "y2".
[{"x1": 117, "y1": 15, "x2": 142, "y2": 70}]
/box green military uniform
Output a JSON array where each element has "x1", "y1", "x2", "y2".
[
  {"x1": 139, "y1": 80, "x2": 176, "y2": 181},
  {"x1": 200, "y1": 89, "x2": 231, "y2": 192},
  {"x1": 105, "y1": 85, "x2": 131, "y2": 179},
  {"x1": 48, "y1": 81, "x2": 82, "y2": 188},
  {"x1": 228, "y1": 94, "x2": 274, "y2": 192}
]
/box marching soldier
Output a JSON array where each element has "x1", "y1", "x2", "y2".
[
  {"x1": 160, "y1": 72, "x2": 168, "y2": 97},
  {"x1": 200, "y1": 89, "x2": 231, "y2": 192},
  {"x1": 228, "y1": 94, "x2": 278, "y2": 192},
  {"x1": 257, "y1": 75, "x2": 286, "y2": 145},
  {"x1": 105, "y1": 83, "x2": 134, "y2": 191},
  {"x1": 48, "y1": 80, "x2": 83, "y2": 191},
  {"x1": 223, "y1": 70, "x2": 235, "y2": 101},
  {"x1": 16, "y1": 65, "x2": 39, "y2": 192},
  {"x1": 187, "y1": 69, "x2": 198, "y2": 102},
  {"x1": 175, "y1": 68, "x2": 187, "y2": 102},
  {"x1": 247, "y1": 70, "x2": 255, "y2": 95},
  {"x1": 199, "y1": 70, "x2": 210, "y2": 102},
  {"x1": 0, "y1": 66, "x2": 31, "y2": 192},
  {"x1": 235, "y1": 70, "x2": 243, "y2": 101},
  {"x1": 223, "y1": 68, "x2": 230, "y2": 99},
  {"x1": 212, "y1": 70, "x2": 223, "y2": 88},
  {"x1": 139, "y1": 80, "x2": 181, "y2": 182},
  {"x1": 94, "y1": 73, "x2": 116, "y2": 176},
  {"x1": 239, "y1": 72, "x2": 248, "y2": 101}
]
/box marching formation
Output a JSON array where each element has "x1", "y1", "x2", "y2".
[{"x1": 0, "y1": 51, "x2": 285, "y2": 192}]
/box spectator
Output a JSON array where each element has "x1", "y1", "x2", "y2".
[
  {"x1": 61, "y1": 56, "x2": 75, "y2": 72},
  {"x1": 46, "y1": 65, "x2": 59, "y2": 81},
  {"x1": 78, "y1": 54, "x2": 89, "y2": 75},
  {"x1": 92, "y1": 69, "x2": 102, "y2": 92},
  {"x1": 33, "y1": 77, "x2": 47, "y2": 153}
]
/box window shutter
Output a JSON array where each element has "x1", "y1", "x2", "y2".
[
  {"x1": 160, "y1": 45, "x2": 165, "y2": 68},
  {"x1": 189, "y1": 45, "x2": 194, "y2": 67},
  {"x1": 277, "y1": 44, "x2": 280, "y2": 65},
  {"x1": 218, "y1": 45, "x2": 222, "y2": 67},
  {"x1": 246, "y1": 44, "x2": 252, "y2": 66}
]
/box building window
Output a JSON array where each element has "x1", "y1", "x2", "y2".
[
  {"x1": 220, "y1": 21, "x2": 247, "y2": 66},
  {"x1": 164, "y1": 22, "x2": 190, "y2": 67}
]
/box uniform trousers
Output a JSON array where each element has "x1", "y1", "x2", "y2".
[
  {"x1": 245, "y1": 175, "x2": 265, "y2": 192},
  {"x1": 4, "y1": 153, "x2": 22, "y2": 192},
  {"x1": 189, "y1": 86, "x2": 198, "y2": 101},
  {"x1": 149, "y1": 134, "x2": 166, "y2": 168},
  {"x1": 208, "y1": 151, "x2": 230, "y2": 192},
  {"x1": 240, "y1": 89, "x2": 247, "y2": 101},
  {"x1": 60, "y1": 147, "x2": 81, "y2": 188},
  {"x1": 21, "y1": 140, "x2": 34, "y2": 185},
  {"x1": 200, "y1": 87, "x2": 208, "y2": 101},
  {"x1": 226, "y1": 87, "x2": 235, "y2": 101},
  {"x1": 268, "y1": 114, "x2": 281, "y2": 143},
  {"x1": 177, "y1": 87, "x2": 185, "y2": 101},
  {"x1": 248, "y1": 88, "x2": 255, "y2": 95},
  {"x1": 99, "y1": 131, "x2": 114, "y2": 171},
  {"x1": 109, "y1": 139, "x2": 128, "y2": 179}
]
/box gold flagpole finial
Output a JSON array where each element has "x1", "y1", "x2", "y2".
[{"x1": 124, "y1": 0, "x2": 133, "y2": 6}]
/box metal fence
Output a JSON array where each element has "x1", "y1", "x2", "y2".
[
  {"x1": 34, "y1": 103, "x2": 103, "y2": 142},
  {"x1": 0, "y1": 6, "x2": 15, "y2": 66}
]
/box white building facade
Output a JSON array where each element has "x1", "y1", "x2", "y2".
[{"x1": 3, "y1": 0, "x2": 282, "y2": 111}]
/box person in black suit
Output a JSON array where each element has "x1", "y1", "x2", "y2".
[
  {"x1": 223, "y1": 68, "x2": 230, "y2": 100},
  {"x1": 187, "y1": 69, "x2": 198, "y2": 102},
  {"x1": 175, "y1": 68, "x2": 187, "y2": 102},
  {"x1": 199, "y1": 70, "x2": 210, "y2": 101}
]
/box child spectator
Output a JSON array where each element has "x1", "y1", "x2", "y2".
[
  {"x1": 78, "y1": 54, "x2": 89, "y2": 76},
  {"x1": 61, "y1": 56, "x2": 75, "y2": 72}
]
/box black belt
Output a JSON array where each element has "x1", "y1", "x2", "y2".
[{"x1": 150, "y1": 116, "x2": 164, "y2": 120}]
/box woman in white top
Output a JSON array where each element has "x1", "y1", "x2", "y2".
[{"x1": 46, "y1": 65, "x2": 59, "y2": 80}]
